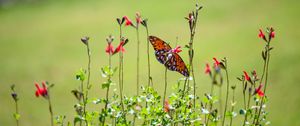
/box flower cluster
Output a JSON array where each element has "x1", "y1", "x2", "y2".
[
  {"x1": 259, "y1": 27, "x2": 275, "y2": 42},
  {"x1": 35, "y1": 81, "x2": 48, "y2": 98},
  {"x1": 171, "y1": 45, "x2": 182, "y2": 53},
  {"x1": 105, "y1": 36, "x2": 128, "y2": 55}
]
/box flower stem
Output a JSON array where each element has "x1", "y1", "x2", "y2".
[
  {"x1": 229, "y1": 87, "x2": 236, "y2": 126},
  {"x1": 83, "y1": 43, "x2": 91, "y2": 126},
  {"x1": 187, "y1": 5, "x2": 201, "y2": 111},
  {"x1": 252, "y1": 45, "x2": 268, "y2": 125},
  {"x1": 136, "y1": 26, "x2": 140, "y2": 95},
  {"x1": 80, "y1": 81, "x2": 84, "y2": 126},
  {"x1": 163, "y1": 67, "x2": 168, "y2": 106},
  {"x1": 256, "y1": 43, "x2": 271, "y2": 125},
  {"x1": 102, "y1": 55, "x2": 112, "y2": 125},
  {"x1": 145, "y1": 26, "x2": 152, "y2": 87},
  {"x1": 181, "y1": 77, "x2": 188, "y2": 99},
  {"x1": 15, "y1": 99, "x2": 19, "y2": 126},
  {"x1": 222, "y1": 58, "x2": 230, "y2": 126},
  {"x1": 47, "y1": 96, "x2": 54, "y2": 126},
  {"x1": 118, "y1": 25, "x2": 125, "y2": 111}
]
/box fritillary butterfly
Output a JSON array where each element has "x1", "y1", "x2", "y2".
[{"x1": 149, "y1": 36, "x2": 189, "y2": 77}]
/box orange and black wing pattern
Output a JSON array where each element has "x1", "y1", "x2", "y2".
[
  {"x1": 148, "y1": 36, "x2": 172, "y2": 64},
  {"x1": 164, "y1": 53, "x2": 189, "y2": 77},
  {"x1": 148, "y1": 35, "x2": 189, "y2": 77}
]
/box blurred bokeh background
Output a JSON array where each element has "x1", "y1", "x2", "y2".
[{"x1": 1, "y1": 0, "x2": 299, "y2": 125}]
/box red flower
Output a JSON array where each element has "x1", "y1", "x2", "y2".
[
  {"x1": 213, "y1": 57, "x2": 220, "y2": 67},
  {"x1": 258, "y1": 29, "x2": 265, "y2": 38},
  {"x1": 188, "y1": 13, "x2": 194, "y2": 22},
  {"x1": 123, "y1": 16, "x2": 133, "y2": 26},
  {"x1": 255, "y1": 84, "x2": 264, "y2": 97},
  {"x1": 252, "y1": 70, "x2": 257, "y2": 77},
  {"x1": 258, "y1": 29, "x2": 267, "y2": 41},
  {"x1": 270, "y1": 31, "x2": 275, "y2": 38},
  {"x1": 35, "y1": 81, "x2": 48, "y2": 98},
  {"x1": 243, "y1": 71, "x2": 250, "y2": 81},
  {"x1": 185, "y1": 13, "x2": 194, "y2": 23},
  {"x1": 105, "y1": 43, "x2": 114, "y2": 55},
  {"x1": 252, "y1": 70, "x2": 258, "y2": 80},
  {"x1": 270, "y1": 27, "x2": 275, "y2": 38},
  {"x1": 114, "y1": 41, "x2": 125, "y2": 54},
  {"x1": 164, "y1": 100, "x2": 170, "y2": 113},
  {"x1": 205, "y1": 63, "x2": 211, "y2": 75},
  {"x1": 136, "y1": 12, "x2": 142, "y2": 24},
  {"x1": 171, "y1": 45, "x2": 182, "y2": 53}
]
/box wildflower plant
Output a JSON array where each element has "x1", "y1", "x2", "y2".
[
  {"x1": 10, "y1": 84, "x2": 20, "y2": 126},
  {"x1": 8, "y1": 3, "x2": 277, "y2": 126},
  {"x1": 34, "y1": 81, "x2": 55, "y2": 126}
]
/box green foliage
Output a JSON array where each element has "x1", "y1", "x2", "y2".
[
  {"x1": 76, "y1": 68, "x2": 86, "y2": 81},
  {"x1": 13, "y1": 113, "x2": 20, "y2": 121}
]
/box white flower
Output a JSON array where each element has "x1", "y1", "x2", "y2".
[{"x1": 201, "y1": 108, "x2": 209, "y2": 114}]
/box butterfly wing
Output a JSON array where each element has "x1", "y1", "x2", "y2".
[
  {"x1": 165, "y1": 53, "x2": 189, "y2": 77},
  {"x1": 149, "y1": 35, "x2": 189, "y2": 77},
  {"x1": 148, "y1": 36, "x2": 172, "y2": 64}
]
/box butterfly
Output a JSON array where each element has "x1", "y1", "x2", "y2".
[{"x1": 148, "y1": 36, "x2": 189, "y2": 77}]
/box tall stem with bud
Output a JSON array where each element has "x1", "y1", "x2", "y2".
[
  {"x1": 11, "y1": 85, "x2": 20, "y2": 126},
  {"x1": 141, "y1": 19, "x2": 152, "y2": 87},
  {"x1": 80, "y1": 37, "x2": 91, "y2": 126},
  {"x1": 136, "y1": 13, "x2": 141, "y2": 95},
  {"x1": 185, "y1": 4, "x2": 203, "y2": 109},
  {"x1": 255, "y1": 27, "x2": 275, "y2": 125},
  {"x1": 220, "y1": 58, "x2": 230, "y2": 126}
]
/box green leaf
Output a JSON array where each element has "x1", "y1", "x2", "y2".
[
  {"x1": 102, "y1": 80, "x2": 112, "y2": 89},
  {"x1": 225, "y1": 111, "x2": 232, "y2": 117},
  {"x1": 239, "y1": 109, "x2": 246, "y2": 115},
  {"x1": 73, "y1": 116, "x2": 81, "y2": 125},
  {"x1": 13, "y1": 113, "x2": 20, "y2": 120},
  {"x1": 75, "y1": 68, "x2": 86, "y2": 81}
]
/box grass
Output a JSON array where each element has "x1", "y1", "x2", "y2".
[{"x1": 0, "y1": 0, "x2": 300, "y2": 125}]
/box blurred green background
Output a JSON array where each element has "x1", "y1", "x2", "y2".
[{"x1": 1, "y1": 0, "x2": 299, "y2": 125}]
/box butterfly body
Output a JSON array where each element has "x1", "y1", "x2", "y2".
[{"x1": 149, "y1": 36, "x2": 189, "y2": 77}]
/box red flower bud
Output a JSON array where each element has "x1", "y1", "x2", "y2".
[
  {"x1": 123, "y1": 16, "x2": 133, "y2": 26},
  {"x1": 171, "y1": 45, "x2": 182, "y2": 53},
  {"x1": 213, "y1": 57, "x2": 220, "y2": 66},
  {"x1": 136, "y1": 12, "x2": 142, "y2": 24},
  {"x1": 35, "y1": 81, "x2": 48, "y2": 98},
  {"x1": 243, "y1": 71, "x2": 250, "y2": 81},
  {"x1": 205, "y1": 63, "x2": 211, "y2": 75},
  {"x1": 258, "y1": 29, "x2": 267, "y2": 41},
  {"x1": 270, "y1": 27, "x2": 275, "y2": 38},
  {"x1": 114, "y1": 41, "x2": 125, "y2": 54},
  {"x1": 164, "y1": 100, "x2": 170, "y2": 113},
  {"x1": 105, "y1": 43, "x2": 114, "y2": 55},
  {"x1": 255, "y1": 84, "x2": 264, "y2": 97}
]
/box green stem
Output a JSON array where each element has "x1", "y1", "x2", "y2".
[
  {"x1": 242, "y1": 82, "x2": 247, "y2": 126},
  {"x1": 80, "y1": 81, "x2": 84, "y2": 126},
  {"x1": 205, "y1": 82, "x2": 216, "y2": 126},
  {"x1": 222, "y1": 59, "x2": 230, "y2": 126},
  {"x1": 181, "y1": 78, "x2": 188, "y2": 99},
  {"x1": 243, "y1": 84, "x2": 253, "y2": 126},
  {"x1": 136, "y1": 26, "x2": 140, "y2": 95},
  {"x1": 163, "y1": 67, "x2": 168, "y2": 106},
  {"x1": 118, "y1": 25, "x2": 124, "y2": 111},
  {"x1": 229, "y1": 88, "x2": 235, "y2": 126},
  {"x1": 103, "y1": 55, "x2": 112, "y2": 125},
  {"x1": 219, "y1": 85, "x2": 223, "y2": 119},
  {"x1": 83, "y1": 43, "x2": 91, "y2": 126},
  {"x1": 85, "y1": 44, "x2": 91, "y2": 98},
  {"x1": 47, "y1": 96, "x2": 54, "y2": 126},
  {"x1": 15, "y1": 100, "x2": 19, "y2": 126},
  {"x1": 145, "y1": 27, "x2": 151, "y2": 87},
  {"x1": 256, "y1": 43, "x2": 271, "y2": 125}
]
